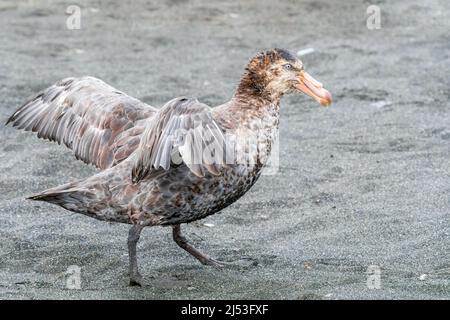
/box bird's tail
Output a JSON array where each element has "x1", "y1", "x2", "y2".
[{"x1": 28, "y1": 184, "x2": 96, "y2": 214}]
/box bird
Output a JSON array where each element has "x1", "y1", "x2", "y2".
[{"x1": 6, "y1": 48, "x2": 332, "y2": 286}]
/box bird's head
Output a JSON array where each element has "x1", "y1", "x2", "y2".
[{"x1": 239, "y1": 48, "x2": 332, "y2": 106}]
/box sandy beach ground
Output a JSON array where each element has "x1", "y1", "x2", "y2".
[{"x1": 0, "y1": 0, "x2": 449, "y2": 299}]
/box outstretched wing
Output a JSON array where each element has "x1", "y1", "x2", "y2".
[
  {"x1": 6, "y1": 76, "x2": 156, "y2": 169},
  {"x1": 132, "y1": 97, "x2": 230, "y2": 182}
]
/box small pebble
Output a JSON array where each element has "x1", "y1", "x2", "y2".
[
  {"x1": 297, "y1": 48, "x2": 315, "y2": 56},
  {"x1": 370, "y1": 100, "x2": 392, "y2": 108},
  {"x1": 73, "y1": 48, "x2": 85, "y2": 55}
]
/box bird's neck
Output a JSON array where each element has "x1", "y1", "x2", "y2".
[
  {"x1": 210, "y1": 72, "x2": 281, "y2": 173},
  {"x1": 213, "y1": 72, "x2": 281, "y2": 130},
  {"x1": 234, "y1": 70, "x2": 283, "y2": 106}
]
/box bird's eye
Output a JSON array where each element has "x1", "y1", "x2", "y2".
[{"x1": 284, "y1": 63, "x2": 293, "y2": 70}]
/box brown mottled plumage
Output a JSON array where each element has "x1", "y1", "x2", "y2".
[{"x1": 6, "y1": 48, "x2": 332, "y2": 286}]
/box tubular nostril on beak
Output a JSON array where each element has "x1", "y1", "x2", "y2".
[
  {"x1": 295, "y1": 70, "x2": 332, "y2": 106},
  {"x1": 303, "y1": 72, "x2": 323, "y2": 88}
]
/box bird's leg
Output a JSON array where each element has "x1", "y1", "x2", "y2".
[
  {"x1": 128, "y1": 224, "x2": 144, "y2": 286},
  {"x1": 172, "y1": 224, "x2": 225, "y2": 268}
]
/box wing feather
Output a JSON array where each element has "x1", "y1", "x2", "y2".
[
  {"x1": 132, "y1": 97, "x2": 229, "y2": 182},
  {"x1": 7, "y1": 76, "x2": 156, "y2": 169}
]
